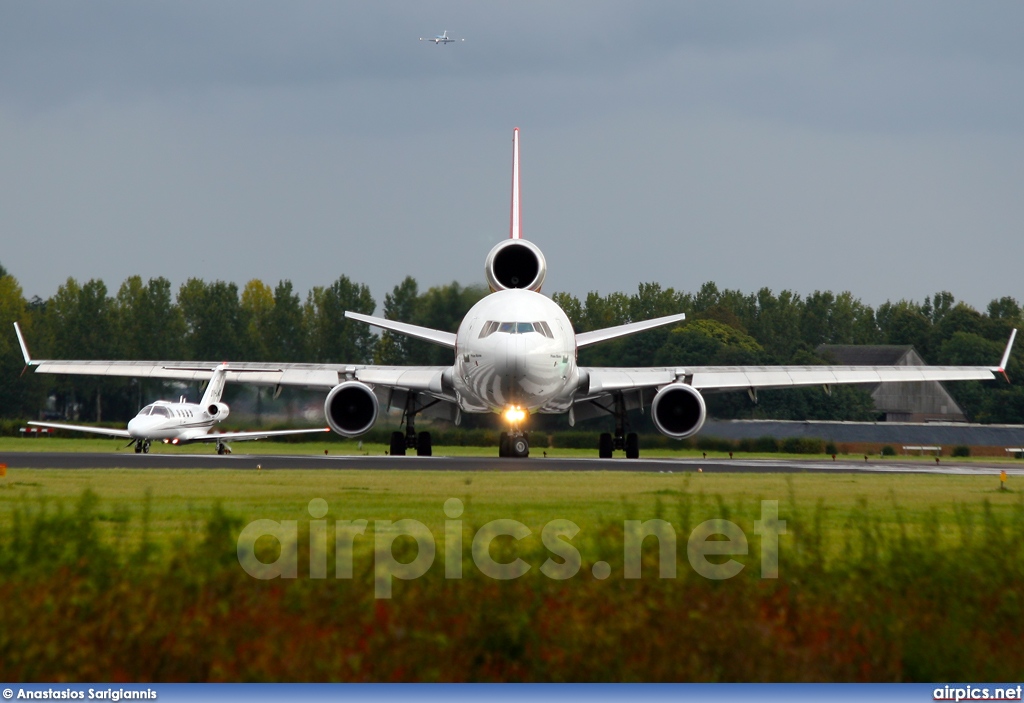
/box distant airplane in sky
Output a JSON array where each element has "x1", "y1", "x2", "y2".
[
  {"x1": 13, "y1": 130, "x2": 1018, "y2": 460},
  {"x1": 12, "y1": 341, "x2": 329, "y2": 454},
  {"x1": 419, "y1": 30, "x2": 464, "y2": 45}
]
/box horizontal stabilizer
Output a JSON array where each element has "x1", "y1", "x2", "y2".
[
  {"x1": 345, "y1": 311, "x2": 456, "y2": 349},
  {"x1": 576, "y1": 313, "x2": 687, "y2": 349}
]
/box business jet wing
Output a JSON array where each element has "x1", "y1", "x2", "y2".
[
  {"x1": 27, "y1": 421, "x2": 132, "y2": 438},
  {"x1": 193, "y1": 427, "x2": 332, "y2": 443}
]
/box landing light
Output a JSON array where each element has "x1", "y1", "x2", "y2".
[{"x1": 503, "y1": 406, "x2": 527, "y2": 424}]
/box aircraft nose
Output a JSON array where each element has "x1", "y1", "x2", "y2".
[{"x1": 127, "y1": 416, "x2": 156, "y2": 437}]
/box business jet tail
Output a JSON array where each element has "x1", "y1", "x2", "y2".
[{"x1": 200, "y1": 366, "x2": 229, "y2": 406}]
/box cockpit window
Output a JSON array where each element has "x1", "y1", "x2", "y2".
[
  {"x1": 140, "y1": 405, "x2": 154, "y2": 415},
  {"x1": 478, "y1": 320, "x2": 500, "y2": 339},
  {"x1": 480, "y1": 320, "x2": 555, "y2": 337},
  {"x1": 150, "y1": 406, "x2": 170, "y2": 417}
]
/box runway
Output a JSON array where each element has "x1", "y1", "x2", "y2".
[{"x1": 3, "y1": 451, "x2": 1024, "y2": 475}]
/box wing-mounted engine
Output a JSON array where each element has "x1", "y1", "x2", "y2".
[
  {"x1": 324, "y1": 381, "x2": 379, "y2": 437},
  {"x1": 651, "y1": 384, "x2": 707, "y2": 439},
  {"x1": 484, "y1": 239, "x2": 547, "y2": 292},
  {"x1": 206, "y1": 402, "x2": 229, "y2": 421}
]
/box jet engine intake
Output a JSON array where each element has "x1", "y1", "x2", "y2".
[
  {"x1": 485, "y1": 239, "x2": 547, "y2": 292},
  {"x1": 324, "y1": 381, "x2": 379, "y2": 437},
  {"x1": 651, "y1": 384, "x2": 707, "y2": 439},
  {"x1": 207, "y1": 402, "x2": 229, "y2": 421}
]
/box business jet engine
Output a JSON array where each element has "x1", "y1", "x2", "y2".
[
  {"x1": 485, "y1": 239, "x2": 547, "y2": 292},
  {"x1": 324, "y1": 381, "x2": 379, "y2": 437},
  {"x1": 206, "y1": 402, "x2": 229, "y2": 421},
  {"x1": 651, "y1": 384, "x2": 707, "y2": 440}
]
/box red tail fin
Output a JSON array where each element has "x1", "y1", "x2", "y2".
[{"x1": 510, "y1": 127, "x2": 521, "y2": 239}]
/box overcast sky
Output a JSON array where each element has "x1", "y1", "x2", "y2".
[{"x1": 3, "y1": 2, "x2": 1023, "y2": 313}]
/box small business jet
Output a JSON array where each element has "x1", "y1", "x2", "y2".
[
  {"x1": 13, "y1": 129, "x2": 1017, "y2": 460},
  {"x1": 17, "y1": 358, "x2": 329, "y2": 454},
  {"x1": 419, "y1": 30, "x2": 464, "y2": 45}
]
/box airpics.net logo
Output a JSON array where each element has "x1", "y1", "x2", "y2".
[{"x1": 236, "y1": 498, "x2": 787, "y2": 598}]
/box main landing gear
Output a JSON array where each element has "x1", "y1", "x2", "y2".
[
  {"x1": 597, "y1": 392, "x2": 640, "y2": 460},
  {"x1": 216, "y1": 441, "x2": 231, "y2": 455},
  {"x1": 389, "y1": 393, "x2": 434, "y2": 457},
  {"x1": 134, "y1": 440, "x2": 151, "y2": 454}
]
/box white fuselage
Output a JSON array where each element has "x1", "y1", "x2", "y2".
[
  {"x1": 126, "y1": 400, "x2": 219, "y2": 441},
  {"x1": 453, "y1": 289, "x2": 578, "y2": 414}
]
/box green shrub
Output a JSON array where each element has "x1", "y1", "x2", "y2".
[
  {"x1": 952, "y1": 445, "x2": 971, "y2": 457},
  {"x1": 781, "y1": 437, "x2": 825, "y2": 454},
  {"x1": 881, "y1": 445, "x2": 897, "y2": 456}
]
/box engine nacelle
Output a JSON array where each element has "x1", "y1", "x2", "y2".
[
  {"x1": 484, "y1": 239, "x2": 547, "y2": 292},
  {"x1": 651, "y1": 384, "x2": 707, "y2": 440},
  {"x1": 206, "y1": 402, "x2": 229, "y2": 421},
  {"x1": 324, "y1": 381, "x2": 379, "y2": 437}
]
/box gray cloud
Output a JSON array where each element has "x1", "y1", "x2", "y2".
[{"x1": 2, "y1": 2, "x2": 1023, "y2": 311}]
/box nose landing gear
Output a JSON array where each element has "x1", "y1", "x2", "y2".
[
  {"x1": 499, "y1": 430, "x2": 529, "y2": 458},
  {"x1": 499, "y1": 405, "x2": 529, "y2": 458}
]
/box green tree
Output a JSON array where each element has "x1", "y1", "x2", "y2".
[
  {"x1": 240, "y1": 279, "x2": 275, "y2": 362},
  {"x1": 178, "y1": 279, "x2": 244, "y2": 360},
  {"x1": 268, "y1": 280, "x2": 306, "y2": 363},
  {"x1": 45, "y1": 278, "x2": 117, "y2": 421},
  {"x1": 375, "y1": 276, "x2": 422, "y2": 365},
  {"x1": 550, "y1": 292, "x2": 583, "y2": 333},
  {"x1": 304, "y1": 276, "x2": 376, "y2": 363},
  {"x1": 0, "y1": 272, "x2": 45, "y2": 418}
]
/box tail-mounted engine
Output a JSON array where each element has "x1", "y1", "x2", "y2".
[
  {"x1": 206, "y1": 402, "x2": 229, "y2": 421},
  {"x1": 651, "y1": 384, "x2": 707, "y2": 440},
  {"x1": 485, "y1": 239, "x2": 547, "y2": 292},
  {"x1": 324, "y1": 381, "x2": 379, "y2": 437}
]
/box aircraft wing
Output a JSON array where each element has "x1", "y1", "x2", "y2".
[
  {"x1": 23, "y1": 359, "x2": 345, "y2": 389},
  {"x1": 14, "y1": 322, "x2": 454, "y2": 397},
  {"x1": 579, "y1": 328, "x2": 1016, "y2": 395},
  {"x1": 22, "y1": 359, "x2": 450, "y2": 393},
  {"x1": 192, "y1": 427, "x2": 332, "y2": 443},
  {"x1": 27, "y1": 421, "x2": 132, "y2": 439},
  {"x1": 579, "y1": 364, "x2": 999, "y2": 396}
]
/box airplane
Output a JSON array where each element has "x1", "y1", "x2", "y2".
[
  {"x1": 12, "y1": 129, "x2": 1018, "y2": 460},
  {"x1": 16, "y1": 358, "x2": 330, "y2": 454},
  {"x1": 419, "y1": 30, "x2": 464, "y2": 45}
]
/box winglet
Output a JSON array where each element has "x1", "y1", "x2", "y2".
[
  {"x1": 994, "y1": 328, "x2": 1017, "y2": 382},
  {"x1": 510, "y1": 127, "x2": 521, "y2": 239},
  {"x1": 13, "y1": 322, "x2": 33, "y2": 366}
]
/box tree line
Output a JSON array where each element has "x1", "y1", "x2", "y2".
[{"x1": 1, "y1": 261, "x2": 1021, "y2": 426}]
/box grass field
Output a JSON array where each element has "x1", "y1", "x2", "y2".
[
  {"x1": 4, "y1": 435, "x2": 1023, "y2": 462},
  {"x1": 1, "y1": 466, "x2": 1020, "y2": 552},
  {"x1": 3, "y1": 465, "x2": 1024, "y2": 681}
]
